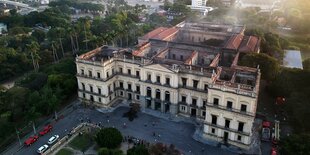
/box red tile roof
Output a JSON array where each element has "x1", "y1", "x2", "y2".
[
  {"x1": 238, "y1": 36, "x2": 260, "y2": 53},
  {"x1": 140, "y1": 27, "x2": 168, "y2": 40},
  {"x1": 224, "y1": 34, "x2": 244, "y2": 50},
  {"x1": 152, "y1": 27, "x2": 179, "y2": 41}
]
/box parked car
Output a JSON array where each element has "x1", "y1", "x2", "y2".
[
  {"x1": 47, "y1": 135, "x2": 60, "y2": 144},
  {"x1": 262, "y1": 121, "x2": 271, "y2": 141},
  {"x1": 39, "y1": 124, "x2": 53, "y2": 136},
  {"x1": 37, "y1": 144, "x2": 49, "y2": 154},
  {"x1": 24, "y1": 135, "x2": 39, "y2": 146}
]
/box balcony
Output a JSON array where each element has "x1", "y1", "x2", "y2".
[
  {"x1": 78, "y1": 89, "x2": 107, "y2": 98},
  {"x1": 204, "y1": 121, "x2": 250, "y2": 136},
  {"x1": 178, "y1": 85, "x2": 208, "y2": 93},
  {"x1": 205, "y1": 102, "x2": 255, "y2": 117}
]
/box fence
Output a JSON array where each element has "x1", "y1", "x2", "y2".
[{"x1": 43, "y1": 123, "x2": 100, "y2": 155}]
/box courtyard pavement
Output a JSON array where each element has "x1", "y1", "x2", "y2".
[{"x1": 7, "y1": 100, "x2": 238, "y2": 155}]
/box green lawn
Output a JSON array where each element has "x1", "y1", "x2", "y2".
[
  {"x1": 69, "y1": 133, "x2": 93, "y2": 152},
  {"x1": 56, "y1": 148, "x2": 73, "y2": 155}
]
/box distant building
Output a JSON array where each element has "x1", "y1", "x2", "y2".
[
  {"x1": 283, "y1": 50, "x2": 303, "y2": 69},
  {"x1": 40, "y1": 0, "x2": 49, "y2": 5},
  {"x1": 76, "y1": 22, "x2": 261, "y2": 150},
  {"x1": 190, "y1": 0, "x2": 209, "y2": 15},
  {"x1": 235, "y1": 0, "x2": 281, "y2": 11}
]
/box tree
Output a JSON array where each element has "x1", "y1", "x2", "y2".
[
  {"x1": 127, "y1": 145, "x2": 149, "y2": 155},
  {"x1": 96, "y1": 128, "x2": 123, "y2": 149},
  {"x1": 26, "y1": 41, "x2": 40, "y2": 72},
  {"x1": 239, "y1": 53, "x2": 280, "y2": 80},
  {"x1": 98, "y1": 148, "x2": 124, "y2": 155},
  {"x1": 303, "y1": 58, "x2": 310, "y2": 70},
  {"x1": 280, "y1": 134, "x2": 310, "y2": 155}
]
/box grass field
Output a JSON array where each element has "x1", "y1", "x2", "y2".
[
  {"x1": 69, "y1": 133, "x2": 93, "y2": 152},
  {"x1": 56, "y1": 148, "x2": 73, "y2": 155}
]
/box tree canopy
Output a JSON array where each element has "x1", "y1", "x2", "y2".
[
  {"x1": 96, "y1": 128, "x2": 123, "y2": 149},
  {"x1": 239, "y1": 53, "x2": 280, "y2": 80}
]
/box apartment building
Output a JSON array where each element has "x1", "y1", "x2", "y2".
[{"x1": 75, "y1": 22, "x2": 261, "y2": 150}]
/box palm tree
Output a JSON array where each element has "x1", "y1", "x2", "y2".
[{"x1": 26, "y1": 41, "x2": 40, "y2": 72}]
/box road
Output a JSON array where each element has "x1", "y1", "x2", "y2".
[{"x1": 9, "y1": 101, "x2": 236, "y2": 155}]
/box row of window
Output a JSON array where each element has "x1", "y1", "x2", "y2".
[
  {"x1": 210, "y1": 127, "x2": 243, "y2": 142},
  {"x1": 80, "y1": 68, "x2": 210, "y2": 91},
  {"x1": 213, "y1": 98, "x2": 247, "y2": 112},
  {"x1": 146, "y1": 87, "x2": 171, "y2": 102},
  {"x1": 181, "y1": 77, "x2": 208, "y2": 90},
  {"x1": 211, "y1": 115, "x2": 245, "y2": 132},
  {"x1": 180, "y1": 95, "x2": 207, "y2": 107}
]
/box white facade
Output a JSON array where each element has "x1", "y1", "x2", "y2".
[
  {"x1": 191, "y1": 0, "x2": 207, "y2": 7},
  {"x1": 75, "y1": 47, "x2": 260, "y2": 150}
]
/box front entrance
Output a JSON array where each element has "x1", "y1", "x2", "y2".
[
  {"x1": 146, "y1": 99, "x2": 151, "y2": 108},
  {"x1": 128, "y1": 93, "x2": 132, "y2": 100},
  {"x1": 155, "y1": 102, "x2": 161, "y2": 111},
  {"x1": 223, "y1": 131, "x2": 229, "y2": 143},
  {"x1": 164, "y1": 103, "x2": 170, "y2": 113},
  {"x1": 191, "y1": 108, "x2": 197, "y2": 117}
]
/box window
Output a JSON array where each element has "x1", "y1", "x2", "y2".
[
  {"x1": 147, "y1": 73, "x2": 151, "y2": 81},
  {"x1": 193, "y1": 80, "x2": 199, "y2": 88},
  {"x1": 202, "y1": 111, "x2": 206, "y2": 117},
  {"x1": 211, "y1": 128, "x2": 215, "y2": 134},
  {"x1": 82, "y1": 83, "x2": 85, "y2": 90},
  {"x1": 109, "y1": 96, "x2": 112, "y2": 101},
  {"x1": 203, "y1": 100, "x2": 206, "y2": 107},
  {"x1": 156, "y1": 89, "x2": 161, "y2": 99},
  {"x1": 120, "y1": 82, "x2": 123, "y2": 89},
  {"x1": 89, "y1": 85, "x2": 93, "y2": 92},
  {"x1": 98, "y1": 97, "x2": 101, "y2": 102},
  {"x1": 147, "y1": 87, "x2": 152, "y2": 97},
  {"x1": 204, "y1": 84, "x2": 208, "y2": 90},
  {"x1": 128, "y1": 83, "x2": 132, "y2": 90},
  {"x1": 165, "y1": 91, "x2": 170, "y2": 102},
  {"x1": 136, "y1": 85, "x2": 140, "y2": 93},
  {"x1": 108, "y1": 85, "x2": 111, "y2": 93},
  {"x1": 225, "y1": 119, "x2": 230, "y2": 128},
  {"x1": 119, "y1": 67, "x2": 123, "y2": 73},
  {"x1": 211, "y1": 115, "x2": 217, "y2": 125},
  {"x1": 182, "y1": 78, "x2": 187, "y2": 87},
  {"x1": 227, "y1": 101, "x2": 233, "y2": 109},
  {"x1": 98, "y1": 88, "x2": 101, "y2": 94},
  {"x1": 88, "y1": 70, "x2": 92, "y2": 77},
  {"x1": 113, "y1": 83, "x2": 116, "y2": 90},
  {"x1": 127, "y1": 69, "x2": 131, "y2": 75},
  {"x1": 181, "y1": 105, "x2": 186, "y2": 111},
  {"x1": 136, "y1": 95, "x2": 140, "y2": 100},
  {"x1": 83, "y1": 93, "x2": 85, "y2": 98},
  {"x1": 237, "y1": 135, "x2": 242, "y2": 141},
  {"x1": 241, "y1": 104, "x2": 247, "y2": 112},
  {"x1": 112, "y1": 69, "x2": 114, "y2": 74},
  {"x1": 120, "y1": 91, "x2": 123, "y2": 96},
  {"x1": 181, "y1": 96, "x2": 186, "y2": 102},
  {"x1": 180, "y1": 55, "x2": 183, "y2": 60},
  {"x1": 165, "y1": 77, "x2": 170, "y2": 85},
  {"x1": 213, "y1": 98, "x2": 219, "y2": 106},
  {"x1": 192, "y1": 98, "x2": 197, "y2": 106},
  {"x1": 81, "y1": 69, "x2": 84, "y2": 75},
  {"x1": 106, "y1": 72, "x2": 109, "y2": 78},
  {"x1": 154, "y1": 75, "x2": 160, "y2": 83},
  {"x1": 238, "y1": 122, "x2": 244, "y2": 132},
  {"x1": 172, "y1": 54, "x2": 176, "y2": 59},
  {"x1": 136, "y1": 70, "x2": 140, "y2": 77}
]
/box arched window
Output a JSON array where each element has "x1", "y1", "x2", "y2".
[
  {"x1": 147, "y1": 87, "x2": 152, "y2": 97},
  {"x1": 165, "y1": 91, "x2": 170, "y2": 102},
  {"x1": 156, "y1": 89, "x2": 161, "y2": 99}
]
